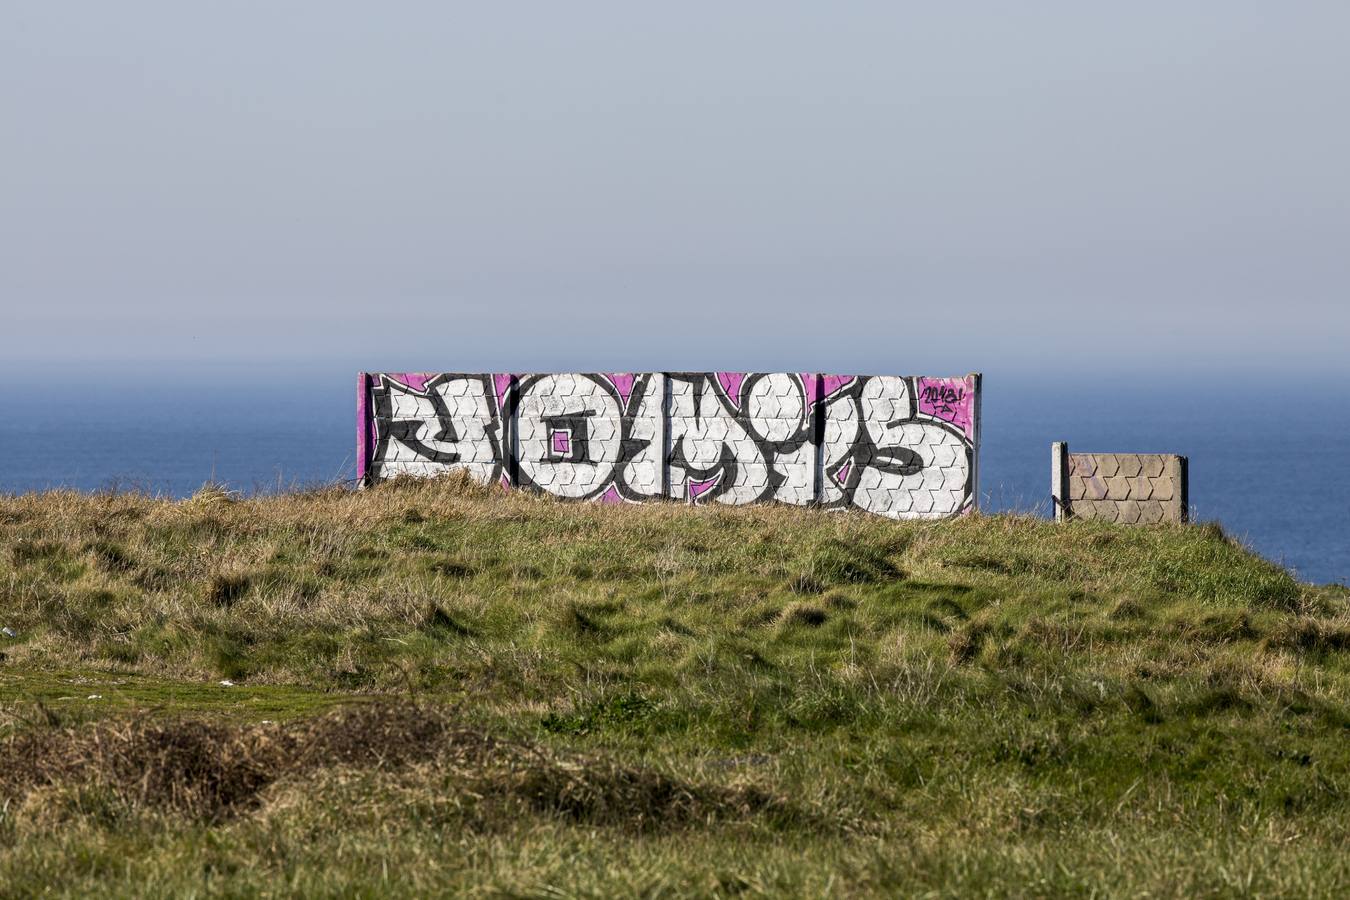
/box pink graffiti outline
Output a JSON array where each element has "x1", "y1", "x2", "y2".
[
  {"x1": 716, "y1": 372, "x2": 746, "y2": 409},
  {"x1": 603, "y1": 373, "x2": 636, "y2": 410},
  {"x1": 688, "y1": 471, "x2": 723, "y2": 502}
]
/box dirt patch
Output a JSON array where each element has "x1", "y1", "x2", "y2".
[{"x1": 0, "y1": 703, "x2": 792, "y2": 829}]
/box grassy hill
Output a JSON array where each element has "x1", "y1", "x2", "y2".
[{"x1": 1, "y1": 477, "x2": 1347, "y2": 897}]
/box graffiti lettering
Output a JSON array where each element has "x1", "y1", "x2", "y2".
[
  {"x1": 359, "y1": 372, "x2": 979, "y2": 519},
  {"x1": 920, "y1": 383, "x2": 965, "y2": 416}
]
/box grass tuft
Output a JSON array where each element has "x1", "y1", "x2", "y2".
[
  {"x1": 778, "y1": 602, "x2": 829, "y2": 628},
  {"x1": 203, "y1": 572, "x2": 252, "y2": 608}
]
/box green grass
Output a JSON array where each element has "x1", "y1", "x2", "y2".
[{"x1": 1, "y1": 476, "x2": 1347, "y2": 897}]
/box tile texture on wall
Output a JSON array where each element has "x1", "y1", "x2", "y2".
[
  {"x1": 1054, "y1": 445, "x2": 1187, "y2": 524},
  {"x1": 359, "y1": 372, "x2": 980, "y2": 520}
]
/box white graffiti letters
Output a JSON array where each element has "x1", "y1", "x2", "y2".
[
  {"x1": 371, "y1": 374, "x2": 503, "y2": 484},
  {"x1": 360, "y1": 371, "x2": 978, "y2": 520}
]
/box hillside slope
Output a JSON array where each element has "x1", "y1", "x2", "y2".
[{"x1": 1, "y1": 478, "x2": 1347, "y2": 897}]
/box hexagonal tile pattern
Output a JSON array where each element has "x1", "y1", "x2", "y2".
[
  {"x1": 363, "y1": 372, "x2": 979, "y2": 520},
  {"x1": 1063, "y1": 452, "x2": 1185, "y2": 526},
  {"x1": 1069, "y1": 455, "x2": 1096, "y2": 477},
  {"x1": 1105, "y1": 474, "x2": 1131, "y2": 498},
  {"x1": 1082, "y1": 476, "x2": 1109, "y2": 501}
]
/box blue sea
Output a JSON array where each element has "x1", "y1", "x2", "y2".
[{"x1": 2, "y1": 372, "x2": 1346, "y2": 585}]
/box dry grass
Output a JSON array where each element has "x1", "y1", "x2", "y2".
[
  {"x1": 1, "y1": 476, "x2": 1348, "y2": 896},
  {"x1": 1, "y1": 703, "x2": 791, "y2": 833}
]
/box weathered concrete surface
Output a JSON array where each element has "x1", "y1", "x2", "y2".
[{"x1": 1052, "y1": 443, "x2": 1187, "y2": 524}]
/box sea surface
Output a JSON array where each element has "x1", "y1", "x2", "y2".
[{"x1": 2, "y1": 374, "x2": 1346, "y2": 585}]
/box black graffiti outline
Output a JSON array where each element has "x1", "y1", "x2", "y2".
[
  {"x1": 368, "y1": 372, "x2": 974, "y2": 517},
  {"x1": 667, "y1": 372, "x2": 817, "y2": 505},
  {"x1": 821, "y1": 377, "x2": 973, "y2": 514},
  {"x1": 371, "y1": 373, "x2": 505, "y2": 484},
  {"x1": 540, "y1": 410, "x2": 595, "y2": 464},
  {"x1": 505, "y1": 373, "x2": 660, "y2": 502}
]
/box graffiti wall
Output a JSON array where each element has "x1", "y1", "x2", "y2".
[{"x1": 358, "y1": 372, "x2": 980, "y2": 519}]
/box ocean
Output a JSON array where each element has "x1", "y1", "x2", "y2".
[{"x1": 2, "y1": 373, "x2": 1346, "y2": 586}]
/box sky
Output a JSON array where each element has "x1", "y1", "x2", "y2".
[{"x1": 3, "y1": 2, "x2": 1348, "y2": 385}]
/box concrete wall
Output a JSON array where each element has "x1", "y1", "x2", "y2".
[
  {"x1": 1051, "y1": 442, "x2": 1187, "y2": 524},
  {"x1": 359, "y1": 372, "x2": 980, "y2": 519}
]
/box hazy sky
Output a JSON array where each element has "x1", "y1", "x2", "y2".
[{"x1": 3, "y1": 3, "x2": 1347, "y2": 382}]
